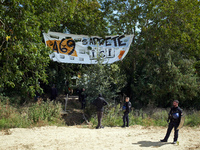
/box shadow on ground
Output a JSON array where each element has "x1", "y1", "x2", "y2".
[{"x1": 132, "y1": 141, "x2": 171, "y2": 148}]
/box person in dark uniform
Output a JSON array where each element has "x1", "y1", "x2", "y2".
[
  {"x1": 160, "y1": 100, "x2": 183, "y2": 144},
  {"x1": 81, "y1": 88, "x2": 87, "y2": 109},
  {"x1": 77, "y1": 88, "x2": 82, "y2": 103},
  {"x1": 50, "y1": 84, "x2": 58, "y2": 101},
  {"x1": 122, "y1": 97, "x2": 131, "y2": 127},
  {"x1": 92, "y1": 94, "x2": 108, "y2": 129}
]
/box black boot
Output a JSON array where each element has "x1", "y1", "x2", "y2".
[{"x1": 160, "y1": 139, "x2": 167, "y2": 142}]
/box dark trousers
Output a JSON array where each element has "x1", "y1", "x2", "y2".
[
  {"x1": 97, "y1": 111, "x2": 103, "y2": 128},
  {"x1": 81, "y1": 101, "x2": 86, "y2": 109},
  {"x1": 123, "y1": 112, "x2": 129, "y2": 126},
  {"x1": 50, "y1": 96, "x2": 56, "y2": 101},
  {"x1": 164, "y1": 122, "x2": 179, "y2": 142}
]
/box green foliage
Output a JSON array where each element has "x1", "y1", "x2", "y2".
[
  {"x1": 90, "y1": 106, "x2": 200, "y2": 127},
  {"x1": 151, "y1": 110, "x2": 169, "y2": 126},
  {"x1": 0, "y1": 0, "x2": 64, "y2": 97},
  {"x1": 102, "y1": 104, "x2": 123, "y2": 127},
  {"x1": 1, "y1": 0, "x2": 199, "y2": 110},
  {"x1": 103, "y1": 0, "x2": 200, "y2": 108},
  {"x1": 185, "y1": 111, "x2": 200, "y2": 127},
  {"x1": 0, "y1": 97, "x2": 31, "y2": 129},
  {"x1": 0, "y1": 95, "x2": 64, "y2": 129},
  {"x1": 0, "y1": 0, "x2": 109, "y2": 99},
  {"x1": 77, "y1": 53, "x2": 126, "y2": 103},
  {"x1": 61, "y1": 0, "x2": 108, "y2": 36},
  {"x1": 28, "y1": 100, "x2": 62, "y2": 123},
  {"x1": 90, "y1": 104, "x2": 168, "y2": 127},
  {"x1": 131, "y1": 49, "x2": 199, "y2": 107}
]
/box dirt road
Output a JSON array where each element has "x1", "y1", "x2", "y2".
[{"x1": 0, "y1": 125, "x2": 199, "y2": 150}]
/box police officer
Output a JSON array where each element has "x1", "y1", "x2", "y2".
[
  {"x1": 160, "y1": 100, "x2": 183, "y2": 144},
  {"x1": 122, "y1": 97, "x2": 131, "y2": 127},
  {"x1": 92, "y1": 94, "x2": 108, "y2": 129}
]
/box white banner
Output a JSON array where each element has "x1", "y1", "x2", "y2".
[{"x1": 43, "y1": 32, "x2": 133, "y2": 64}]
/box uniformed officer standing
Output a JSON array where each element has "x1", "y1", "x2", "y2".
[
  {"x1": 160, "y1": 100, "x2": 183, "y2": 144},
  {"x1": 122, "y1": 97, "x2": 131, "y2": 127}
]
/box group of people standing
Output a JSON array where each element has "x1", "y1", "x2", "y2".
[
  {"x1": 51, "y1": 86, "x2": 183, "y2": 144},
  {"x1": 92, "y1": 95, "x2": 183, "y2": 144}
]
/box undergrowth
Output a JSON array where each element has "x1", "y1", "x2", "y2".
[
  {"x1": 0, "y1": 94, "x2": 199, "y2": 129},
  {"x1": 0, "y1": 95, "x2": 64, "y2": 129},
  {"x1": 89, "y1": 104, "x2": 200, "y2": 128}
]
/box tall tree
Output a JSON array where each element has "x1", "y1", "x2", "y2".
[
  {"x1": 78, "y1": 53, "x2": 126, "y2": 103},
  {"x1": 101, "y1": 0, "x2": 200, "y2": 108},
  {"x1": 0, "y1": 0, "x2": 109, "y2": 100},
  {"x1": 0, "y1": 0, "x2": 65, "y2": 98}
]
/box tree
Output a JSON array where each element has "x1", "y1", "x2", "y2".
[
  {"x1": 101, "y1": 0, "x2": 200, "y2": 108},
  {"x1": 54, "y1": 0, "x2": 108, "y2": 36},
  {"x1": 77, "y1": 52, "x2": 126, "y2": 103},
  {"x1": 0, "y1": 0, "x2": 109, "y2": 100},
  {"x1": 45, "y1": 0, "x2": 109, "y2": 95},
  {"x1": 0, "y1": 0, "x2": 64, "y2": 98}
]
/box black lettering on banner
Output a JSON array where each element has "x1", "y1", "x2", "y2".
[
  {"x1": 93, "y1": 37, "x2": 100, "y2": 45},
  {"x1": 59, "y1": 39, "x2": 68, "y2": 53},
  {"x1": 99, "y1": 38, "x2": 105, "y2": 45},
  {"x1": 89, "y1": 38, "x2": 94, "y2": 45},
  {"x1": 111, "y1": 36, "x2": 119, "y2": 47},
  {"x1": 59, "y1": 39, "x2": 76, "y2": 55},
  {"x1": 82, "y1": 39, "x2": 88, "y2": 45},
  {"x1": 108, "y1": 49, "x2": 112, "y2": 56},
  {"x1": 105, "y1": 37, "x2": 112, "y2": 46},
  {"x1": 100, "y1": 50, "x2": 106, "y2": 57},
  {"x1": 118, "y1": 35, "x2": 126, "y2": 46},
  {"x1": 67, "y1": 40, "x2": 75, "y2": 55},
  {"x1": 53, "y1": 41, "x2": 59, "y2": 53},
  {"x1": 92, "y1": 51, "x2": 95, "y2": 58}
]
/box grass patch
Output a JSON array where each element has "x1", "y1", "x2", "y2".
[
  {"x1": 0, "y1": 96, "x2": 64, "y2": 130},
  {"x1": 185, "y1": 111, "x2": 200, "y2": 127},
  {"x1": 89, "y1": 104, "x2": 200, "y2": 128}
]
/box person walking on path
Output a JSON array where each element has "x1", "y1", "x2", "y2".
[
  {"x1": 160, "y1": 100, "x2": 183, "y2": 144},
  {"x1": 92, "y1": 94, "x2": 108, "y2": 129},
  {"x1": 122, "y1": 97, "x2": 131, "y2": 127}
]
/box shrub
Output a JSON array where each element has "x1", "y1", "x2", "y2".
[
  {"x1": 89, "y1": 105, "x2": 200, "y2": 127},
  {"x1": 28, "y1": 100, "x2": 63, "y2": 124},
  {"x1": 0, "y1": 95, "x2": 64, "y2": 129},
  {"x1": 0, "y1": 99, "x2": 31, "y2": 129},
  {"x1": 185, "y1": 111, "x2": 200, "y2": 127},
  {"x1": 151, "y1": 110, "x2": 168, "y2": 126}
]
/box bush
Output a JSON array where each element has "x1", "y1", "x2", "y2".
[
  {"x1": 0, "y1": 95, "x2": 64, "y2": 129},
  {"x1": 28, "y1": 100, "x2": 62, "y2": 124},
  {"x1": 0, "y1": 99, "x2": 31, "y2": 129},
  {"x1": 151, "y1": 110, "x2": 168, "y2": 126},
  {"x1": 89, "y1": 105, "x2": 200, "y2": 128},
  {"x1": 185, "y1": 111, "x2": 200, "y2": 127},
  {"x1": 102, "y1": 104, "x2": 123, "y2": 127}
]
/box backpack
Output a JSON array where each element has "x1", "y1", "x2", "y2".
[
  {"x1": 128, "y1": 102, "x2": 132, "y2": 112},
  {"x1": 122, "y1": 102, "x2": 132, "y2": 112}
]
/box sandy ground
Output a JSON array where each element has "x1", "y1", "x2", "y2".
[{"x1": 0, "y1": 125, "x2": 200, "y2": 150}]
